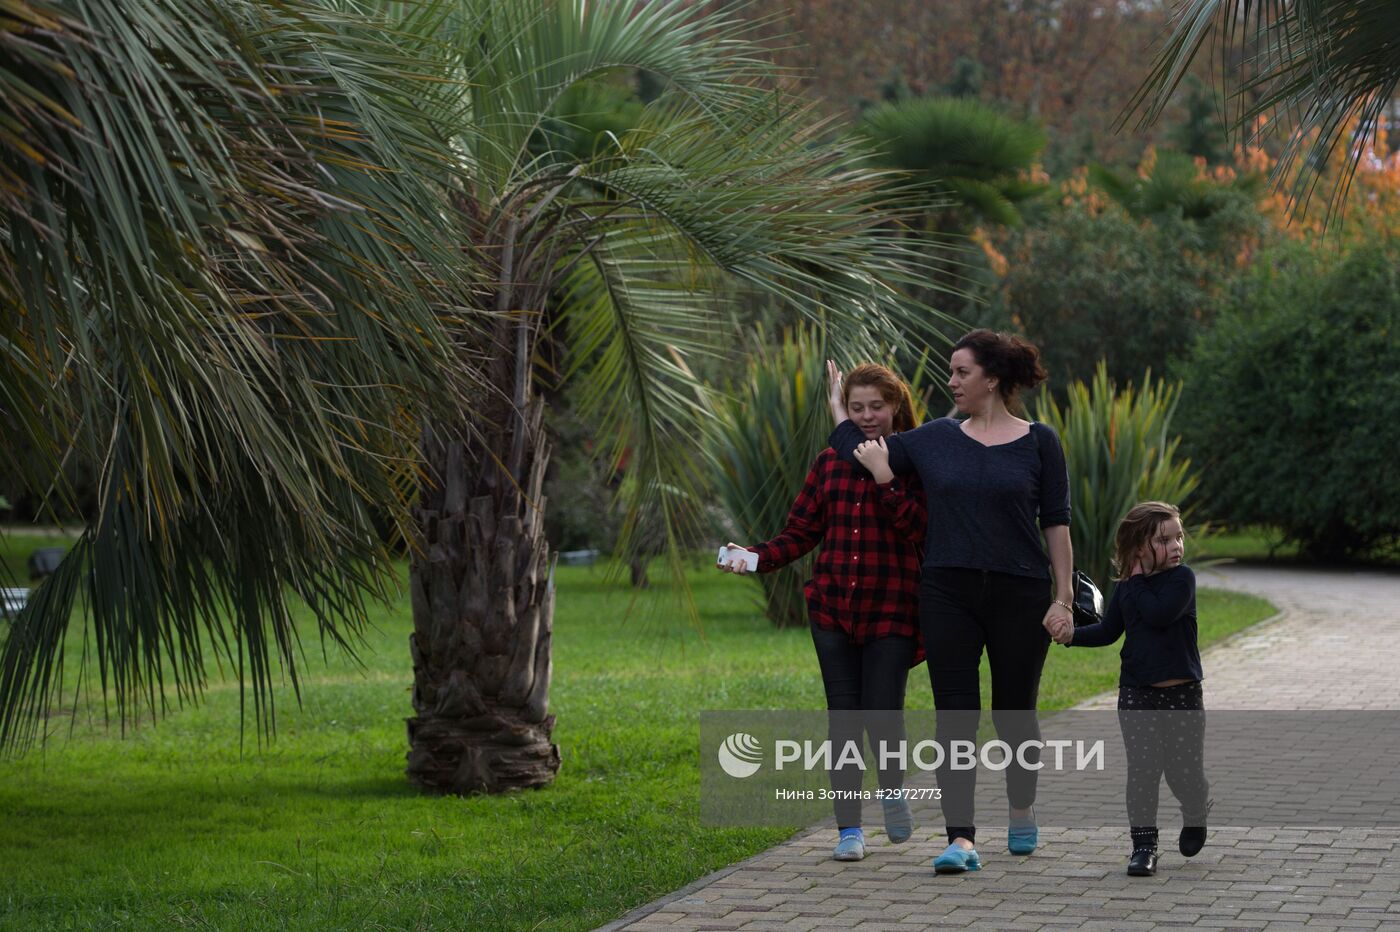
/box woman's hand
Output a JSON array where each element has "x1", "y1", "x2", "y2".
[
  {"x1": 854, "y1": 436, "x2": 895, "y2": 484},
  {"x1": 718, "y1": 542, "x2": 756, "y2": 574},
  {"x1": 1043, "y1": 602, "x2": 1074, "y2": 644},
  {"x1": 827, "y1": 360, "x2": 848, "y2": 424}
]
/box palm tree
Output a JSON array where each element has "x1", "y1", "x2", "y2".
[
  {"x1": 854, "y1": 96, "x2": 1049, "y2": 234},
  {"x1": 1, "y1": 0, "x2": 957, "y2": 796},
  {"x1": 1, "y1": 0, "x2": 486, "y2": 746},
  {"x1": 1130, "y1": 0, "x2": 1400, "y2": 217},
  {"x1": 404, "y1": 0, "x2": 955, "y2": 794}
]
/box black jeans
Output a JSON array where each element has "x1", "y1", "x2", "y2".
[
  {"x1": 810, "y1": 624, "x2": 917, "y2": 828},
  {"x1": 1117, "y1": 681, "x2": 1210, "y2": 828},
  {"x1": 920, "y1": 567, "x2": 1052, "y2": 843}
]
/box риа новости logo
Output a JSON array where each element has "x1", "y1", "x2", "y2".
[{"x1": 718, "y1": 733, "x2": 763, "y2": 778}]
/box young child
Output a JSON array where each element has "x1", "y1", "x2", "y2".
[{"x1": 1047, "y1": 501, "x2": 1210, "y2": 877}]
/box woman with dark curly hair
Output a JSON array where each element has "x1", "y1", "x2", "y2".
[{"x1": 828, "y1": 329, "x2": 1074, "y2": 874}]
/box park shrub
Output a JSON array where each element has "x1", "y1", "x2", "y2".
[
  {"x1": 707, "y1": 326, "x2": 830, "y2": 627},
  {"x1": 1035, "y1": 363, "x2": 1205, "y2": 592},
  {"x1": 1173, "y1": 240, "x2": 1400, "y2": 560},
  {"x1": 974, "y1": 148, "x2": 1265, "y2": 392}
]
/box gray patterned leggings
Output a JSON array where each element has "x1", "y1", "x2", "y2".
[{"x1": 1117, "y1": 681, "x2": 1210, "y2": 828}]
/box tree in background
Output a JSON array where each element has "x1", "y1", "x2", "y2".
[
  {"x1": 1166, "y1": 76, "x2": 1230, "y2": 165},
  {"x1": 854, "y1": 96, "x2": 1049, "y2": 234},
  {"x1": 1173, "y1": 240, "x2": 1400, "y2": 560},
  {"x1": 740, "y1": 0, "x2": 1184, "y2": 170},
  {"x1": 973, "y1": 146, "x2": 1267, "y2": 391},
  {"x1": 1131, "y1": 0, "x2": 1400, "y2": 219}
]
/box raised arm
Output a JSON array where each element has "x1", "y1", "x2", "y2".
[
  {"x1": 1118, "y1": 566, "x2": 1196, "y2": 629},
  {"x1": 827, "y1": 359, "x2": 847, "y2": 424}
]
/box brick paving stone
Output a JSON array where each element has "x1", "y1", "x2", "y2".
[{"x1": 600, "y1": 568, "x2": 1400, "y2": 932}]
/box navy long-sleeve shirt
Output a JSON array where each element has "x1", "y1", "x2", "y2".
[
  {"x1": 828, "y1": 417, "x2": 1070, "y2": 580},
  {"x1": 1069, "y1": 564, "x2": 1203, "y2": 687}
]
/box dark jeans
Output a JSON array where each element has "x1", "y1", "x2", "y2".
[
  {"x1": 920, "y1": 567, "x2": 1052, "y2": 843},
  {"x1": 810, "y1": 624, "x2": 917, "y2": 828},
  {"x1": 1117, "y1": 682, "x2": 1210, "y2": 828}
]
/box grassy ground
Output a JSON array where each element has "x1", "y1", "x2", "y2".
[
  {"x1": 1194, "y1": 526, "x2": 1302, "y2": 562},
  {"x1": 0, "y1": 538, "x2": 1275, "y2": 931},
  {"x1": 1192, "y1": 525, "x2": 1398, "y2": 567}
]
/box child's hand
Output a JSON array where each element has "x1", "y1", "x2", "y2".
[{"x1": 854, "y1": 437, "x2": 894, "y2": 483}]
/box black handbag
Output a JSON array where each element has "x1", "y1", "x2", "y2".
[{"x1": 1071, "y1": 568, "x2": 1104, "y2": 627}]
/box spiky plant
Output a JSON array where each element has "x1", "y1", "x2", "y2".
[{"x1": 1035, "y1": 363, "x2": 1207, "y2": 593}]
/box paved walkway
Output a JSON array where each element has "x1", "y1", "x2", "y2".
[{"x1": 602, "y1": 565, "x2": 1400, "y2": 931}]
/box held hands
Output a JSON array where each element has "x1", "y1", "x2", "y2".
[
  {"x1": 827, "y1": 360, "x2": 847, "y2": 423},
  {"x1": 1043, "y1": 601, "x2": 1074, "y2": 644},
  {"x1": 718, "y1": 542, "x2": 756, "y2": 575},
  {"x1": 853, "y1": 436, "x2": 894, "y2": 484}
]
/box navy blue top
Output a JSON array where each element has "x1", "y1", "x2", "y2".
[
  {"x1": 1069, "y1": 565, "x2": 1203, "y2": 688},
  {"x1": 828, "y1": 417, "x2": 1071, "y2": 580}
]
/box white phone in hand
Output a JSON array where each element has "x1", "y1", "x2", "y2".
[{"x1": 717, "y1": 545, "x2": 759, "y2": 572}]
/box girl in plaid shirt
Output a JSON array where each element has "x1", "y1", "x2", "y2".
[{"x1": 720, "y1": 363, "x2": 926, "y2": 863}]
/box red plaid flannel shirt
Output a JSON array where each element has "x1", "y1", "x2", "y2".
[{"x1": 750, "y1": 448, "x2": 925, "y2": 655}]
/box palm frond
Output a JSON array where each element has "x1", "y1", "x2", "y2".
[
  {"x1": 1128, "y1": 0, "x2": 1400, "y2": 220},
  {"x1": 0, "y1": 0, "x2": 492, "y2": 750}
]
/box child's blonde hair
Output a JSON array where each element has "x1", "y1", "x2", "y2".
[{"x1": 1112, "y1": 501, "x2": 1184, "y2": 581}]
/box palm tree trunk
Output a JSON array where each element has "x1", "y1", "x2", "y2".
[{"x1": 405, "y1": 393, "x2": 560, "y2": 793}]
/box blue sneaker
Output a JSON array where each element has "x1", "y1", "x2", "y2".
[
  {"x1": 933, "y1": 842, "x2": 981, "y2": 874},
  {"x1": 833, "y1": 831, "x2": 866, "y2": 861},
  {"x1": 882, "y1": 797, "x2": 915, "y2": 843},
  {"x1": 1008, "y1": 807, "x2": 1038, "y2": 855}
]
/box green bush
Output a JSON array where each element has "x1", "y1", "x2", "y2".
[
  {"x1": 706, "y1": 326, "x2": 830, "y2": 627},
  {"x1": 975, "y1": 151, "x2": 1264, "y2": 392},
  {"x1": 1174, "y1": 240, "x2": 1400, "y2": 560},
  {"x1": 1036, "y1": 363, "x2": 1206, "y2": 592}
]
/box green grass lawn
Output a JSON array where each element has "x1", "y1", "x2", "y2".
[
  {"x1": 0, "y1": 541, "x2": 1275, "y2": 931},
  {"x1": 1193, "y1": 525, "x2": 1301, "y2": 562},
  {"x1": 1192, "y1": 525, "x2": 1397, "y2": 566}
]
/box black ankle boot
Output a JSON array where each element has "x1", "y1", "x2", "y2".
[
  {"x1": 1128, "y1": 827, "x2": 1159, "y2": 877},
  {"x1": 1180, "y1": 800, "x2": 1212, "y2": 857}
]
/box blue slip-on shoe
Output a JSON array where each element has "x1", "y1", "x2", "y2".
[
  {"x1": 882, "y1": 797, "x2": 915, "y2": 844},
  {"x1": 932, "y1": 842, "x2": 982, "y2": 874},
  {"x1": 1008, "y1": 807, "x2": 1038, "y2": 855},
  {"x1": 833, "y1": 831, "x2": 866, "y2": 861}
]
